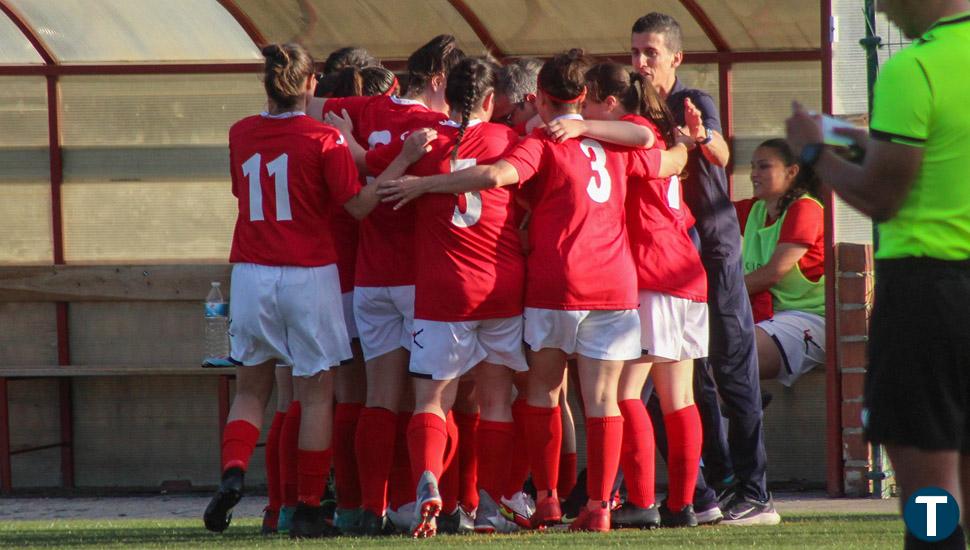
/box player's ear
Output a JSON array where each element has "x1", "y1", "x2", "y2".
[
  {"x1": 481, "y1": 91, "x2": 495, "y2": 113},
  {"x1": 671, "y1": 50, "x2": 683, "y2": 70}
]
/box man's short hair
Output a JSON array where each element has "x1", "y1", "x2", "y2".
[
  {"x1": 496, "y1": 58, "x2": 543, "y2": 103},
  {"x1": 631, "y1": 12, "x2": 683, "y2": 54}
]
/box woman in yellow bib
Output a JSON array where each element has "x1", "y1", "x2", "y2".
[{"x1": 735, "y1": 139, "x2": 825, "y2": 387}]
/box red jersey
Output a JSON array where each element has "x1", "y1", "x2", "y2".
[
  {"x1": 736, "y1": 196, "x2": 824, "y2": 322},
  {"x1": 502, "y1": 117, "x2": 663, "y2": 310},
  {"x1": 735, "y1": 197, "x2": 825, "y2": 282},
  {"x1": 324, "y1": 95, "x2": 447, "y2": 287},
  {"x1": 228, "y1": 113, "x2": 361, "y2": 267},
  {"x1": 623, "y1": 114, "x2": 707, "y2": 302},
  {"x1": 368, "y1": 120, "x2": 524, "y2": 321}
]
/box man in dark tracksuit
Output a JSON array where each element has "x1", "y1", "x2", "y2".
[{"x1": 632, "y1": 12, "x2": 779, "y2": 525}]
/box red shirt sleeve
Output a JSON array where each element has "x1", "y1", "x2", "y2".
[
  {"x1": 734, "y1": 198, "x2": 756, "y2": 232},
  {"x1": 365, "y1": 140, "x2": 403, "y2": 176},
  {"x1": 322, "y1": 96, "x2": 370, "y2": 123},
  {"x1": 502, "y1": 133, "x2": 546, "y2": 184},
  {"x1": 627, "y1": 147, "x2": 664, "y2": 179},
  {"x1": 321, "y1": 132, "x2": 362, "y2": 205},
  {"x1": 779, "y1": 198, "x2": 823, "y2": 246}
]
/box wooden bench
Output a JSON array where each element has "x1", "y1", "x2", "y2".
[{"x1": 0, "y1": 264, "x2": 236, "y2": 493}]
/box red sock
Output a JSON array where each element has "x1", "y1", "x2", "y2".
[
  {"x1": 441, "y1": 412, "x2": 461, "y2": 513},
  {"x1": 454, "y1": 412, "x2": 479, "y2": 511},
  {"x1": 664, "y1": 404, "x2": 702, "y2": 511},
  {"x1": 222, "y1": 420, "x2": 259, "y2": 472},
  {"x1": 280, "y1": 401, "x2": 301, "y2": 507},
  {"x1": 505, "y1": 398, "x2": 531, "y2": 498},
  {"x1": 557, "y1": 452, "x2": 577, "y2": 499},
  {"x1": 387, "y1": 411, "x2": 413, "y2": 510},
  {"x1": 618, "y1": 399, "x2": 656, "y2": 507},
  {"x1": 407, "y1": 413, "x2": 448, "y2": 482},
  {"x1": 477, "y1": 420, "x2": 514, "y2": 502},
  {"x1": 355, "y1": 407, "x2": 397, "y2": 515},
  {"x1": 585, "y1": 416, "x2": 623, "y2": 503},
  {"x1": 265, "y1": 412, "x2": 285, "y2": 511},
  {"x1": 522, "y1": 404, "x2": 561, "y2": 496},
  {"x1": 297, "y1": 448, "x2": 332, "y2": 507},
  {"x1": 332, "y1": 402, "x2": 362, "y2": 509}
]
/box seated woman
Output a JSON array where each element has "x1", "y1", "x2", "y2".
[{"x1": 736, "y1": 139, "x2": 826, "y2": 387}]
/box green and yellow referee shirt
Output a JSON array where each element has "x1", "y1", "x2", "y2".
[{"x1": 870, "y1": 11, "x2": 970, "y2": 260}]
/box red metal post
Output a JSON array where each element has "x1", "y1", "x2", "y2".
[
  {"x1": 820, "y1": 0, "x2": 843, "y2": 497},
  {"x1": 218, "y1": 375, "x2": 231, "y2": 440},
  {"x1": 0, "y1": 378, "x2": 10, "y2": 494},
  {"x1": 216, "y1": 0, "x2": 267, "y2": 47},
  {"x1": 0, "y1": 0, "x2": 57, "y2": 64},
  {"x1": 446, "y1": 0, "x2": 507, "y2": 58},
  {"x1": 718, "y1": 62, "x2": 734, "y2": 196}
]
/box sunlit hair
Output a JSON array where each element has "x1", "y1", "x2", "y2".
[{"x1": 261, "y1": 43, "x2": 315, "y2": 109}]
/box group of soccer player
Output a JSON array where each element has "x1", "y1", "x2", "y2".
[{"x1": 203, "y1": 11, "x2": 782, "y2": 539}]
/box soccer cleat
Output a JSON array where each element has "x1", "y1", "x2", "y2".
[
  {"x1": 386, "y1": 502, "x2": 415, "y2": 534},
  {"x1": 289, "y1": 503, "x2": 338, "y2": 538},
  {"x1": 456, "y1": 506, "x2": 476, "y2": 533},
  {"x1": 695, "y1": 501, "x2": 724, "y2": 525},
  {"x1": 530, "y1": 493, "x2": 562, "y2": 529},
  {"x1": 333, "y1": 507, "x2": 363, "y2": 535},
  {"x1": 203, "y1": 467, "x2": 244, "y2": 533},
  {"x1": 659, "y1": 503, "x2": 699, "y2": 528},
  {"x1": 475, "y1": 491, "x2": 519, "y2": 534},
  {"x1": 569, "y1": 504, "x2": 611, "y2": 532},
  {"x1": 277, "y1": 505, "x2": 295, "y2": 533},
  {"x1": 261, "y1": 507, "x2": 279, "y2": 535},
  {"x1": 500, "y1": 491, "x2": 536, "y2": 528},
  {"x1": 610, "y1": 502, "x2": 660, "y2": 530},
  {"x1": 412, "y1": 470, "x2": 442, "y2": 538},
  {"x1": 357, "y1": 508, "x2": 388, "y2": 536},
  {"x1": 720, "y1": 494, "x2": 781, "y2": 526}
]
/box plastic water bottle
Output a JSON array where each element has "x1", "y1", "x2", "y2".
[{"x1": 202, "y1": 282, "x2": 232, "y2": 367}]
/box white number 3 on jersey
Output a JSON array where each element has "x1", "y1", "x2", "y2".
[
  {"x1": 450, "y1": 158, "x2": 482, "y2": 228},
  {"x1": 580, "y1": 139, "x2": 612, "y2": 203}
]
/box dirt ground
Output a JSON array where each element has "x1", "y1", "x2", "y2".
[{"x1": 0, "y1": 492, "x2": 898, "y2": 521}]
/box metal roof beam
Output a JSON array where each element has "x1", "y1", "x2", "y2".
[
  {"x1": 446, "y1": 0, "x2": 507, "y2": 59},
  {"x1": 679, "y1": 0, "x2": 731, "y2": 52}
]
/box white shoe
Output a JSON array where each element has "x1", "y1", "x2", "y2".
[
  {"x1": 475, "y1": 490, "x2": 519, "y2": 534},
  {"x1": 386, "y1": 501, "x2": 415, "y2": 534},
  {"x1": 500, "y1": 490, "x2": 535, "y2": 527},
  {"x1": 413, "y1": 471, "x2": 442, "y2": 538},
  {"x1": 457, "y1": 505, "x2": 475, "y2": 533}
]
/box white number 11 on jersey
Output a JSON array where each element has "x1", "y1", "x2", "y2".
[{"x1": 242, "y1": 153, "x2": 291, "y2": 222}]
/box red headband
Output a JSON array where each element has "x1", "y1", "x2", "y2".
[
  {"x1": 538, "y1": 83, "x2": 587, "y2": 104},
  {"x1": 383, "y1": 76, "x2": 399, "y2": 96}
]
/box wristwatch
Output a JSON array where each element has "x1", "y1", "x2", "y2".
[
  {"x1": 799, "y1": 143, "x2": 825, "y2": 168},
  {"x1": 696, "y1": 126, "x2": 714, "y2": 145}
]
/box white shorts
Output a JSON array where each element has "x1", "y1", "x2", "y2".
[
  {"x1": 757, "y1": 310, "x2": 826, "y2": 387},
  {"x1": 229, "y1": 263, "x2": 351, "y2": 377},
  {"x1": 523, "y1": 307, "x2": 641, "y2": 361},
  {"x1": 638, "y1": 290, "x2": 709, "y2": 362},
  {"x1": 342, "y1": 291, "x2": 359, "y2": 340},
  {"x1": 409, "y1": 316, "x2": 528, "y2": 381},
  {"x1": 353, "y1": 285, "x2": 415, "y2": 361}
]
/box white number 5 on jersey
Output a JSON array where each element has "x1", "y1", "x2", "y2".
[
  {"x1": 579, "y1": 138, "x2": 612, "y2": 203},
  {"x1": 450, "y1": 158, "x2": 482, "y2": 228}
]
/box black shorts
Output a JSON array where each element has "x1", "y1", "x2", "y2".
[{"x1": 864, "y1": 258, "x2": 970, "y2": 453}]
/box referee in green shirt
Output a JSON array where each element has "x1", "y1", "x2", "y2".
[{"x1": 787, "y1": 1, "x2": 970, "y2": 548}]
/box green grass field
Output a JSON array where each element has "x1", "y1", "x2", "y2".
[{"x1": 0, "y1": 513, "x2": 903, "y2": 549}]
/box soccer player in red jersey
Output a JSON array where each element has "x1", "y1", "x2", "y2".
[
  {"x1": 203, "y1": 43, "x2": 380, "y2": 538},
  {"x1": 367, "y1": 56, "x2": 526, "y2": 538},
  {"x1": 307, "y1": 35, "x2": 465, "y2": 535},
  {"x1": 568, "y1": 62, "x2": 709, "y2": 528},
  {"x1": 379, "y1": 49, "x2": 688, "y2": 532}
]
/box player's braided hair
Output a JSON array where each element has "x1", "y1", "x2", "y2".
[
  {"x1": 405, "y1": 34, "x2": 465, "y2": 98},
  {"x1": 758, "y1": 138, "x2": 822, "y2": 214},
  {"x1": 262, "y1": 43, "x2": 315, "y2": 109},
  {"x1": 445, "y1": 57, "x2": 499, "y2": 161},
  {"x1": 537, "y1": 49, "x2": 593, "y2": 112},
  {"x1": 585, "y1": 62, "x2": 677, "y2": 147}
]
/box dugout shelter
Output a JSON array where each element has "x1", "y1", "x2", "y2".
[{"x1": 0, "y1": 0, "x2": 883, "y2": 497}]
